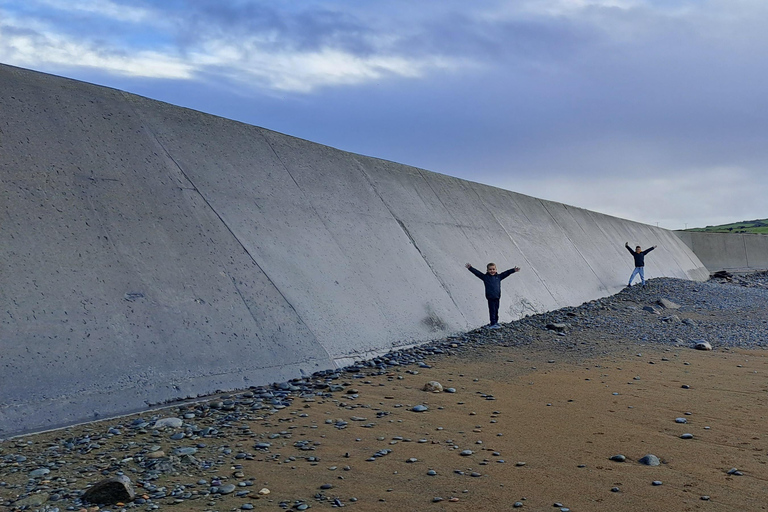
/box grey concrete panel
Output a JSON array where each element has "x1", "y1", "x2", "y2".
[
  {"x1": 674, "y1": 231, "x2": 768, "y2": 271},
  {"x1": 1, "y1": 63, "x2": 707, "y2": 437},
  {"x1": 121, "y1": 98, "x2": 466, "y2": 358},
  {"x1": 1, "y1": 65, "x2": 330, "y2": 436}
]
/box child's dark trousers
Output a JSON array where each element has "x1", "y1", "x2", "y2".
[{"x1": 487, "y1": 298, "x2": 500, "y2": 325}]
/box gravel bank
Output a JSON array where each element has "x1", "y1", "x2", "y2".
[{"x1": 1, "y1": 273, "x2": 767, "y2": 512}]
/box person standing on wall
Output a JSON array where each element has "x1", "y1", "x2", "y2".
[
  {"x1": 465, "y1": 262, "x2": 520, "y2": 329},
  {"x1": 625, "y1": 242, "x2": 657, "y2": 287}
]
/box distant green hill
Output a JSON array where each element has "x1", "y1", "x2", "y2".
[{"x1": 684, "y1": 218, "x2": 768, "y2": 234}]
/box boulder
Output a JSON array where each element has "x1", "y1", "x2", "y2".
[
  {"x1": 657, "y1": 298, "x2": 681, "y2": 310},
  {"x1": 546, "y1": 323, "x2": 567, "y2": 332},
  {"x1": 82, "y1": 475, "x2": 135, "y2": 505}
]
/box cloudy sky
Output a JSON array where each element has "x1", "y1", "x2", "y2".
[{"x1": 2, "y1": 0, "x2": 766, "y2": 229}]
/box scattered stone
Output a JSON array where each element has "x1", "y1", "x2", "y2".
[
  {"x1": 423, "y1": 381, "x2": 443, "y2": 392},
  {"x1": 218, "y1": 484, "x2": 237, "y2": 494},
  {"x1": 694, "y1": 340, "x2": 713, "y2": 351},
  {"x1": 680, "y1": 433, "x2": 694, "y2": 439},
  {"x1": 675, "y1": 417, "x2": 688, "y2": 423},
  {"x1": 153, "y1": 417, "x2": 183, "y2": 428},
  {"x1": 609, "y1": 454, "x2": 626, "y2": 462},
  {"x1": 28, "y1": 468, "x2": 51, "y2": 478},
  {"x1": 658, "y1": 298, "x2": 681, "y2": 309},
  {"x1": 412, "y1": 405, "x2": 429, "y2": 412},
  {"x1": 638, "y1": 454, "x2": 660, "y2": 466},
  {"x1": 81, "y1": 475, "x2": 135, "y2": 505},
  {"x1": 727, "y1": 468, "x2": 744, "y2": 476},
  {"x1": 10, "y1": 494, "x2": 50, "y2": 508},
  {"x1": 652, "y1": 481, "x2": 663, "y2": 486}
]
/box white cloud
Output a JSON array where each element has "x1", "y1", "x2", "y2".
[
  {"x1": 0, "y1": 2, "x2": 471, "y2": 92},
  {"x1": 0, "y1": 23, "x2": 193, "y2": 79},
  {"x1": 193, "y1": 40, "x2": 468, "y2": 93},
  {"x1": 27, "y1": 0, "x2": 153, "y2": 23}
]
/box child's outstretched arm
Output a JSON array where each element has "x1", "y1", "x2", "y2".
[
  {"x1": 466, "y1": 263, "x2": 484, "y2": 279},
  {"x1": 499, "y1": 266, "x2": 521, "y2": 279}
]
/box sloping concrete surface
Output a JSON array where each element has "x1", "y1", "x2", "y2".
[
  {"x1": 0, "y1": 64, "x2": 708, "y2": 437},
  {"x1": 675, "y1": 231, "x2": 768, "y2": 271}
]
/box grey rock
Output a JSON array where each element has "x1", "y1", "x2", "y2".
[
  {"x1": 658, "y1": 298, "x2": 681, "y2": 309},
  {"x1": 153, "y1": 417, "x2": 183, "y2": 428},
  {"x1": 217, "y1": 484, "x2": 236, "y2": 494},
  {"x1": 29, "y1": 468, "x2": 51, "y2": 478},
  {"x1": 11, "y1": 493, "x2": 50, "y2": 507},
  {"x1": 694, "y1": 340, "x2": 712, "y2": 351},
  {"x1": 82, "y1": 475, "x2": 135, "y2": 505},
  {"x1": 638, "y1": 454, "x2": 660, "y2": 466}
]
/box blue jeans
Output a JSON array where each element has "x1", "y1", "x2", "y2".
[
  {"x1": 629, "y1": 267, "x2": 645, "y2": 286},
  {"x1": 487, "y1": 298, "x2": 500, "y2": 325}
]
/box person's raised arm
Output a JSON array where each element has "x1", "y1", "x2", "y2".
[
  {"x1": 499, "y1": 266, "x2": 521, "y2": 279},
  {"x1": 466, "y1": 263, "x2": 484, "y2": 279}
]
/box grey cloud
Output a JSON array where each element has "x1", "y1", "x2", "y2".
[{"x1": 166, "y1": 1, "x2": 376, "y2": 54}]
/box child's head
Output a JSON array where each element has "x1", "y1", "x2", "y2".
[
  {"x1": 486, "y1": 263, "x2": 497, "y2": 275},
  {"x1": 635, "y1": 246, "x2": 642, "y2": 253}
]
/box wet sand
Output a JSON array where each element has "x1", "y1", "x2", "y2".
[{"x1": 2, "y1": 341, "x2": 767, "y2": 512}]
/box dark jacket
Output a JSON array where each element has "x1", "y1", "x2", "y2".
[
  {"x1": 468, "y1": 266, "x2": 517, "y2": 299},
  {"x1": 626, "y1": 245, "x2": 654, "y2": 267}
]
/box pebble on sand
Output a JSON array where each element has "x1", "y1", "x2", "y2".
[
  {"x1": 423, "y1": 381, "x2": 443, "y2": 392},
  {"x1": 638, "y1": 454, "x2": 661, "y2": 466}
]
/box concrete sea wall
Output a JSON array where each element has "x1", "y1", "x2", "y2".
[
  {"x1": 674, "y1": 231, "x2": 768, "y2": 272},
  {"x1": 0, "y1": 64, "x2": 709, "y2": 437}
]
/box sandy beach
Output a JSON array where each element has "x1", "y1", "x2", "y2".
[{"x1": 2, "y1": 277, "x2": 768, "y2": 512}]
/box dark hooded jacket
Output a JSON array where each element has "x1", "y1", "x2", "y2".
[
  {"x1": 468, "y1": 266, "x2": 517, "y2": 299},
  {"x1": 626, "y1": 245, "x2": 654, "y2": 267}
]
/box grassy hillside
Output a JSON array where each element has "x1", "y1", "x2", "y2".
[{"x1": 684, "y1": 218, "x2": 768, "y2": 234}]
